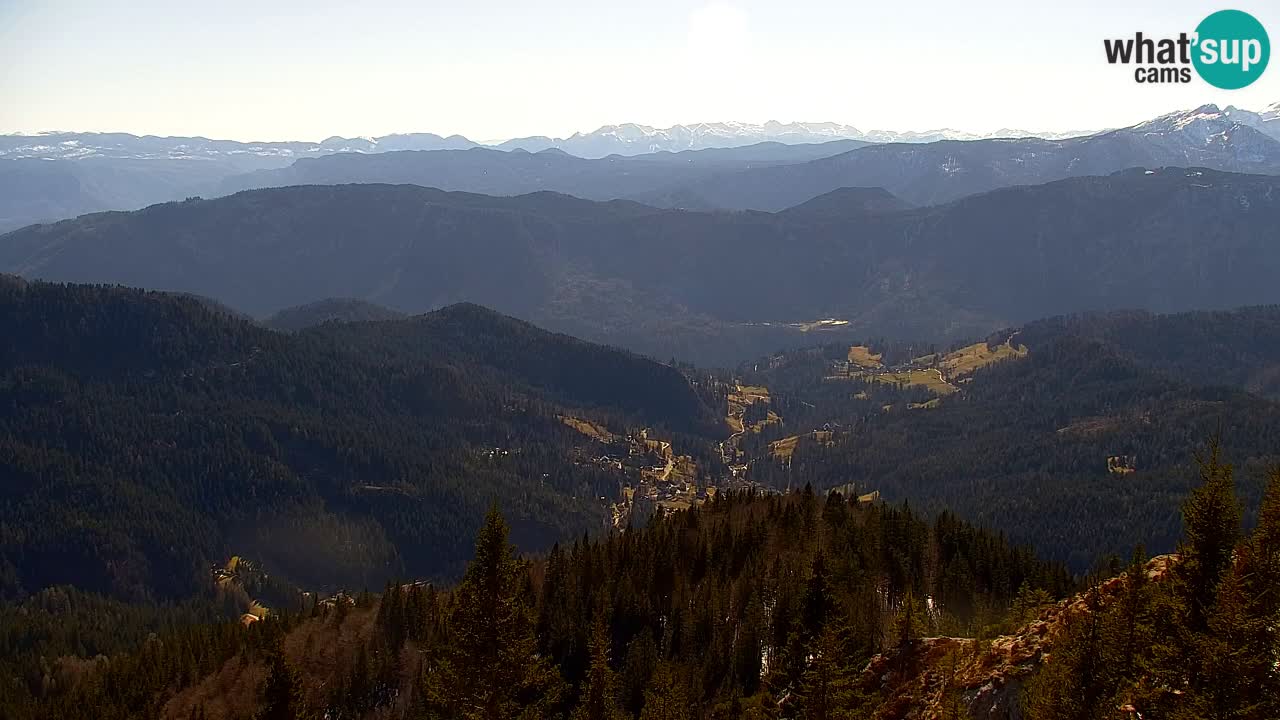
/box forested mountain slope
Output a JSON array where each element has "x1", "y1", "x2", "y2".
[
  {"x1": 1014, "y1": 306, "x2": 1280, "y2": 399},
  {"x1": 4, "y1": 169, "x2": 1280, "y2": 365},
  {"x1": 8, "y1": 491, "x2": 1074, "y2": 720},
  {"x1": 16, "y1": 459, "x2": 1277, "y2": 720},
  {"x1": 0, "y1": 157, "x2": 239, "y2": 234},
  {"x1": 741, "y1": 324, "x2": 1280, "y2": 570},
  {"x1": 0, "y1": 281, "x2": 718, "y2": 602},
  {"x1": 262, "y1": 297, "x2": 406, "y2": 331},
  {"x1": 216, "y1": 141, "x2": 869, "y2": 202}
]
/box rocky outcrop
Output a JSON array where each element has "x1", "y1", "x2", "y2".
[{"x1": 858, "y1": 556, "x2": 1175, "y2": 719}]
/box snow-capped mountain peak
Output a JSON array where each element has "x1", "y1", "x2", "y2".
[
  {"x1": 1132, "y1": 103, "x2": 1280, "y2": 144},
  {"x1": 6, "y1": 103, "x2": 1277, "y2": 165}
]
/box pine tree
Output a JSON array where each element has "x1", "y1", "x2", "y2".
[
  {"x1": 443, "y1": 504, "x2": 566, "y2": 720},
  {"x1": 732, "y1": 594, "x2": 765, "y2": 696},
  {"x1": 1180, "y1": 468, "x2": 1280, "y2": 720},
  {"x1": 377, "y1": 581, "x2": 407, "y2": 649},
  {"x1": 1023, "y1": 585, "x2": 1116, "y2": 720},
  {"x1": 1242, "y1": 468, "x2": 1280, "y2": 718},
  {"x1": 1179, "y1": 562, "x2": 1266, "y2": 720},
  {"x1": 1113, "y1": 545, "x2": 1150, "y2": 683},
  {"x1": 795, "y1": 623, "x2": 861, "y2": 720},
  {"x1": 620, "y1": 630, "x2": 660, "y2": 716},
  {"x1": 938, "y1": 643, "x2": 975, "y2": 720},
  {"x1": 1175, "y1": 442, "x2": 1241, "y2": 633},
  {"x1": 571, "y1": 614, "x2": 626, "y2": 720},
  {"x1": 801, "y1": 551, "x2": 831, "y2": 640},
  {"x1": 256, "y1": 645, "x2": 311, "y2": 720},
  {"x1": 1254, "y1": 467, "x2": 1280, "y2": 558},
  {"x1": 1010, "y1": 581, "x2": 1053, "y2": 628},
  {"x1": 891, "y1": 589, "x2": 925, "y2": 650},
  {"x1": 638, "y1": 664, "x2": 692, "y2": 720}
]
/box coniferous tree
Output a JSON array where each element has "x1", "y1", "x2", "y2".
[
  {"x1": 256, "y1": 645, "x2": 312, "y2": 720},
  {"x1": 1181, "y1": 562, "x2": 1265, "y2": 720},
  {"x1": 891, "y1": 589, "x2": 925, "y2": 651},
  {"x1": 1242, "y1": 468, "x2": 1280, "y2": 719},
  {"x1": 1023, "y1": 585, "x2": 1115, "y2": 720},
  {"x1": 795, "y1": 623, "x2": 860, "y2": 720},
  {"x1": 732, "y1": 594, "x2": 766, "y2": 696},
  {"x1": 1010, "y1": 581, "x2": 1053, "y2": 628},
  {"x1": 1174, "y1": 442, "x2": 1241, "y2": 634},
  {"x1": 638, "y1": 664, "x2": 692, "y2": 720},
  {"x1": 801, "y1": 551, "x2": 831, "y2": 640},
  {"x1": 620, "y1": 630, "x2": 660, "y2": 716},
  {"x1": 1112, "y1": 545, "x2": 1150, "y2": 683},
  {"x1": 571, "y1": 613, "x2": 626, "y2": 720},
  {"x1": 436, "y1": 505, "x2": 566, "y2": 720}
]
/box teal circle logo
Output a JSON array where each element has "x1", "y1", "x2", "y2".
[{"x1": 1192, "y1": 10, "x2": 1270, "y2": 89}]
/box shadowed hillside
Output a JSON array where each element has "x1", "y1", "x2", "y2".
[{"x1": 4, "y1": 168, "x2": 1280, "y2": 365}]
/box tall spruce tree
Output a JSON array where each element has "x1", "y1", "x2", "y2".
[
  {"x1": 1175, "y1": 442, "x2": 1241, "y2": 633},
  {"x1": 571, "y1": 613, "x2": 626, "y2": 720},
  {"x1": 1244, "y1": 468, "x2": 1280, "y2": 718},
  {"x1": 435, "y1": 505, "x2": 565, "y2": 720},
  {"x1": 620, "y1": 630, "x2": 661, "y2": 716},
  {"x1": 1023, "y1": 585, "x2": 1116, "y2": 720},
  {"x1": 891, "y1": 589, "x2": 926, "y2": 650},
  {"x1": 638, "y1": 664, "x2": 693, "y2": 720},
  {"x1": 256, "y1": 645, "x2": 311, "y2": 720},
  {"x1": 795, "y1": 622, "x2": 861, "y2": 720}
]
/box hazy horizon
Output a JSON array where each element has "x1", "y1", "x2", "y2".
[{"x1": 1, "y1": 0, "x2": 1278, "y2": 143}]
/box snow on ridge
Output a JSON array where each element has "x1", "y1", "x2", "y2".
[{"x1": 5, "y1": 103, "x2": 1275, "y2": 162}]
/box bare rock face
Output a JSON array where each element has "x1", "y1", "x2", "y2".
[{"x1": 857, "y1": 556, "x2": 1175, "y2": 719}]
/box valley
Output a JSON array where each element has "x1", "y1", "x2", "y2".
[{"x1": 3, "y1": 61, "x2": 1280, "y2": 717}]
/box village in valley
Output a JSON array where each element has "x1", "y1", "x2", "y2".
[
  {"x1": 557, "y1": 416, "x2": 721, "y2": 530},
  {"x1": 559, "y1": 335, "x2": 1036, "y2": 531}
]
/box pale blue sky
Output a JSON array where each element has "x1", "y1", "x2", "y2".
[{"x1": 1, "y1": 0, "x2": 1277, "y2": 141}]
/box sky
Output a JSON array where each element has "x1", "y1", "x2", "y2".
[{"x1": 1, "y1": 0, "x2": 1278, "y2": 142}]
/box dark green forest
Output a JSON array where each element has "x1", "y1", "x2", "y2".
[
  {"x1": 737, "y1": 312, "x2": 1280, "y2": 569},
  {"x1": 4, "y1": 487, "x2": 1073, "y2": 719},
  {"x1": 1012, "y1": 306, "x2": 1280, "y2": 400},
  {"x1": 1024, "y1": 449, "x2": 1280, "y2": 719},
  {"x1": 0, "y1": 280, "x2": 719, "y2": 601},
  {"x1": 9, "y1": 454, "x2": 1277, "y2": 720},
  {"x1": 3, "y1": 279, "x2": 1280, "y2": 719}
]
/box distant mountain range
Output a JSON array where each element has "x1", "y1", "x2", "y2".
[
  {"x1": 494, "y1": 120, "x2": 1095, "y2": 156},
  {"x1": 5, "y1": 167, "x2": 1279, "y2": 365},
  {"x1": 0, "y1": 131, "x2": 477, "y2": 166},
  {"x1": 645, "y1": 104, "x2": 1280, "y2": 209},
  {"x1": 8, "y1": 102, "x2": 1274, "y2": 166},
  {"x1": 0, "y1": 120, "x2": 1089, "y2": 165},
  {"x1": 221, "y1": 103, "x2": 1280, "y2": 212},
  {"x1": 214, "y1": 139, "x2": 871, "y2": 205},
  {"x1": 0, "y1": 137, "x2": 870, "y2": 233},
  {"x1": 3, "y1": 102, "x2": 1273, "y2": 165},
  {"x1": 1, "y1": 103, "x2": 1275, "y2": 233}
]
